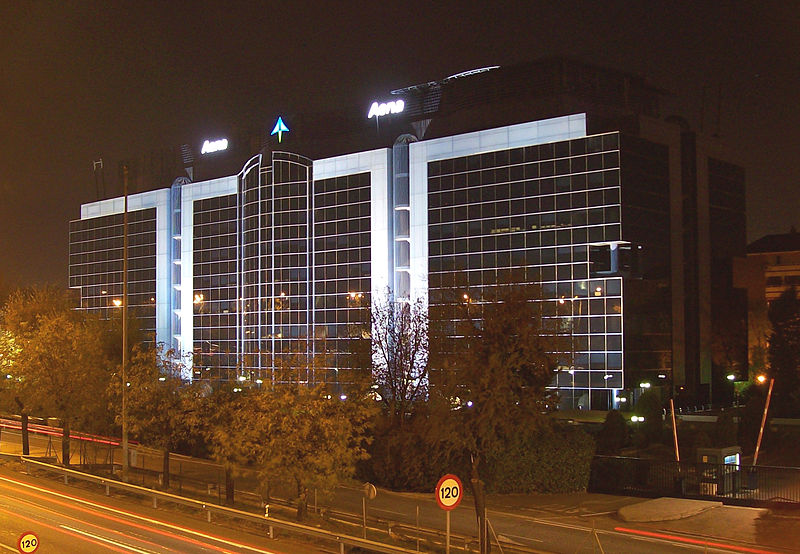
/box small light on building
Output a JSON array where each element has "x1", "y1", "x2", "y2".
[
  {"x1": 255, "y1": 379, "x2": 263, "y2": 384},
  {"x1": 726, "y1": 373, "x2": 736, "y2": 381},
  {"x1": 112, "y1": 298, "x2": 122, "y2": 307},
  {"x1": 658, "y1": 373, "x2": 667, "y2": 379},
  {"x1": 639, "y1": 381, "x2": 651, "y2": 389},
  {"x1": 238, "y1": 375, "x2": 247, "y2": 382},
  {"x1": 340, "y1": 394, "x2": 347, "y2": 401},
  {"x1": 158, "y1": 376, "x2": 166, "y2": 381}
]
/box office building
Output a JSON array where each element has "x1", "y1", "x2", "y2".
[{"x1": 69, "y1": 60, "x2": 746, "y2": 408}]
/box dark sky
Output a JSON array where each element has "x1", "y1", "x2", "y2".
[{"x1": 1, "y1": 1, "x2": 798, "y2": 286}]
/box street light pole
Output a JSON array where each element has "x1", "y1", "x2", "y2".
[{"x1": 122, "y1": 165, "x2": 129, "y2": 483}]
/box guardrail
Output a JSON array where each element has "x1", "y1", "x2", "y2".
[
  {"x1": 22, "y1": 457, "x2": 419, "y2": 554},
  {"x1": 6, "y1": 426, "x2": 546, "y2": 553}
]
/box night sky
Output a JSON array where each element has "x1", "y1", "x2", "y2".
[{"x1": 1, "y1": 1, "x2": 798, "y2": 286}]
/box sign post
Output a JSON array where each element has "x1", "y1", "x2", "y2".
[{"x1": 435, "y1": 474, "x2": 463, "y2": 554}]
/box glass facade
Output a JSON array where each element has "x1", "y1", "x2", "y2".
[
  {"x1": 192, "y1": 194, "x2": 238, "y2": 380},
  {"x1": 67, "y1": 112, "x2": 745, "y2": 409},
  {"x1": 69, "y1": 208, "x2": 157, "y2": 335},
  {"x1": 427, "y1": 133, "x2": 623, "y2": 409},
  {"x1": 312, "y1": 172, "x2": 372, "y2": 379}
]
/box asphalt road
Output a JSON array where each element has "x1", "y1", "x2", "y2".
[
  {"x1": 0, "y1": 422, "x2": 793, "y2": 554},
  {"x1": 0, "y1": 466, "x2": 322, "y2": 553}
]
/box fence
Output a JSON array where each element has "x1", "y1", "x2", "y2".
[{"x1": 589, "y1": 455, "x2": 800, "y2": 507}]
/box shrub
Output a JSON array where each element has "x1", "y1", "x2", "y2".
[
  {"x1": 712, "y1": 410, "x2": 738, "y2": 447},
  {"x1": 596, "y1": 410, "x2": 628, "y2": 455},
  {"x1": 484, "y1": 421, "x2": 595, "y2": 493},
  {"x1": 634, "y1": 391, "x2": 664, "y2": 445}
]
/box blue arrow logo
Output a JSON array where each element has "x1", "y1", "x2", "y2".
[{"x1": 271, "y1": 117, "x2": 289, "y2": 143}]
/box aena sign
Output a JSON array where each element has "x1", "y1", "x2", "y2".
[
  {"x1": 367, "y1": 99, "x2": 404, "y2": 119},
  {"x1": 201, "y1": 138, "x2": 228, "y2": 155}
]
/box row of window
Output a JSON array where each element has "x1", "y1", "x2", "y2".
[{"x1": 427, "y1": 133, "x2": 620, "y2": 178}]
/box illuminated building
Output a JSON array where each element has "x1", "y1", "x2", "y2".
[{"x1": 69, "y1": 60, "x2": 746, "y2": 408}]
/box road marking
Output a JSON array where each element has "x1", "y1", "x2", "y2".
[
  {"x1": 0, "y1": 475, "x2": 278, "y2": 553},
  {"x1": 5, "y1": 490, "x2": 183, "y2": 554},
  {"x1": 61, "y1": 525, "x2": 155, "y2": 554},
  {"x1": 371, "y1": 507, "x2": 406, "y2": 517},
  {"x1": 0, "y1": 542, "x2": 16, "y2": 552},
  {"x1": 496, "y1": 532, "x2": 544, "y2": 543},
  {"x1": 0, "y1": 505, "x2": 130, "y2": 553}
]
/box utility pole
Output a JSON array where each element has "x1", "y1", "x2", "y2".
[{"x1": 122, "y1": 165, "x2": 129, "y2": 483}]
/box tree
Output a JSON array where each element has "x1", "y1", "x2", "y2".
[
  {"x1": 428, "y1": 284, "x2": 566, "y2": 553},
  {"x1": 114, "y1": 344, "x2": 190, "y2": 489},
  {"x1": 185, "y1": 385, "x2": 243, "y2": 505},
  {"x1": 2, "y1": 286, "x2": 118, "y2": 461},
  {"x1": 767, "y1": 287, "x2": 800, "y2": 416},
  {"x1": 596, "y1": 409, "x2": 628, "y2": 455},
  {"x1": 17, "y1": 311, "x2": 113, "y2": 465},
  {"x1": 234, "y1": 384, "x2": 375, "y2": 521},
  {"x1": 633, "y1": 390, "x2": 663, "y2": 446},
  {"x1": 369, "y1": 296, "x2": 430, "y2": 425}
]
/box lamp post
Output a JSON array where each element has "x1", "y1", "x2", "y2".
[{"x1": 121, "y1": 165, "x2": 129, "y2": 483}]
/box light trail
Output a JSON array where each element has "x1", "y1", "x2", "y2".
[
  {"x1": 0, "y1": 475, "x2": 281, "y2": 553},
  {"x1": 3, "y1": 493, "x2": 184, "y2": 553},
  {"x1": 614, "y1": 527, "x2": 783, "y2": 554},
  {"x1": 0, "y1": 505, "x2": 131, "y2": 552}
]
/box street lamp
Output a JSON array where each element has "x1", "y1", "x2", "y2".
[{"x1": 121, "y1": 164, "x2": 130, "y2": 483}]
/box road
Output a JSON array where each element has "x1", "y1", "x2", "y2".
[
  {"x1": 0, "y1": 421, "x2": 794, "y2": 553},
  {"x1": 0, "y1": 467, "x2": 321, "y2": 553}
]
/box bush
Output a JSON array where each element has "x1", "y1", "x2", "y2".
[
  {"x1": 359, "y1": 414, "x2": 458, "y2": 491},
  {"x1": 596, "y1": 410, "x2": 628, "y2": 455},
  {"x1": 484, "y1": 421, "x2": 595, "y2": 493},
  {"x1": 634, "y1": 391, "x2": 664, "y2": 445},
  {"x1": 712, "y1": 410, "x2": 738, "y2": 447}
]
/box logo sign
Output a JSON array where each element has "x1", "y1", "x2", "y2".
[
  {"x1": 271, "y1": 117, "x2": 289, "y2": 143},
  {"x1": 17, "y1": 531, "x2": 39, "y2": 553},
  {"x1": 200, "y1": 138, "x2": 228, "y2": 155},
  {"x1": 435, "y1": 474, "x2": 463, "y2": 511},
  {"x1": 367, "y1": 99, "x2": 404, "y2": 119}
]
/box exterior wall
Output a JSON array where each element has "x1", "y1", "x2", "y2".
[
  {"x1": 68, "y1": 111, "x2": 745, "y2": 408},
  {"x1": 70, "y1": 189, "x2": 170, "y2": 344}
]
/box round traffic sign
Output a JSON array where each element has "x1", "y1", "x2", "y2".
[
  {"x1": 17, "y1": 531, "x2": 39, "y2": 553},
  {"x1": 435, "y1": 474, "x2": 463, "y2": 510}
]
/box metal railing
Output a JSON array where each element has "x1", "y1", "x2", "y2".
[
  {"x1": 22, "y1": 457, "x2": 419, "y2": 554},
  {"x1": 589, "y1": 455, "x2": 800, "y2": 506},
  {"x1": 4, "y1": 422, "x2": 548, "y2": 553}
]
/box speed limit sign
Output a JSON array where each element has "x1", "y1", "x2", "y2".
[
  {"x1": 17, "y1": 531, "x2": 39, "y2": 553},
  {"x1": 435, "y1": 474, "x2": 463, "y2": 510}
]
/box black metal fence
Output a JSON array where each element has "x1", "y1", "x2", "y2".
[{"x1": 589, "y1": 455, "x2": 800, "y2": 507}]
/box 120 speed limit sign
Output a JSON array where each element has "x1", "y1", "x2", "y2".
[
  {"x1": 17, "y1": 531, "x2": 39, "y2": 553},
  {"x1": 435, "y1": 474, "x2": 463, "y2": 510}
]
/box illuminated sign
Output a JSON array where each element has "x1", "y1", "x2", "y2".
[
  {"x1": 271, "y1": 117, "x2": 289, "y2": 143},
  {"x1": 368, "y1": 99, "x2": 404, "y2": 119},
  {"x1": 200, "y1": 138, "x2": 228, "y2": 154}
]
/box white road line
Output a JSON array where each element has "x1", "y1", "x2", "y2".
[
  {"x1": 0, "y1": 475, "x2": 280, "y2": 554},
  {"x1": 371, "y1": 507, "x2": 407, "y2": 517},
  {"x1": 0, "y1": 543, "x2": 16, "y2": 552},
  {"x1": 61, "y1": 525, "x2": 155, "y2": 554}
]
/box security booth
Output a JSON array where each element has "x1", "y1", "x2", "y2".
[{"x1": 697, "y1": 446, "x2": 742, "y2": 495}]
